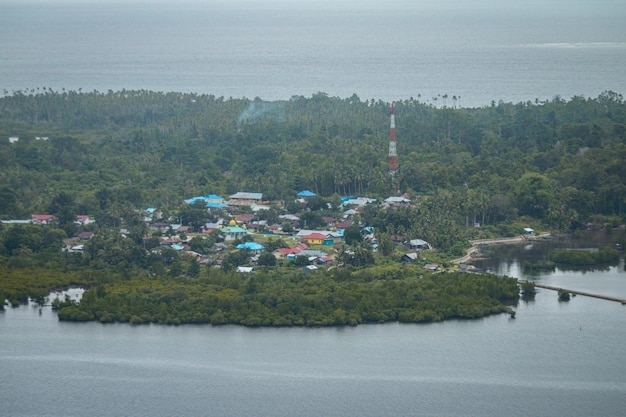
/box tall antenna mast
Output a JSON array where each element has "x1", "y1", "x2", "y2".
[{"x1": 388, "y1": 102, "x2": 398, "y2": 193}]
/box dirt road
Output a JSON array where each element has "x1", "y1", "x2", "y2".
[{"x1": 453, "y1": 233, "x2": 551, "y2": 264}]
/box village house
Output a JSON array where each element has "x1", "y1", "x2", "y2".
[
  {"x1": 202, "y1": 221, "x2": 221, "y2": 234},
  {"x1": 211, "y1": 242, "x2": 228, "y2": 252},
  {"x1": 234, "y1": 213, "x2": 255, "y2": 224},
  {"x1": 301, "y1": 232, "x2": 329, "y2": 246},
  {"x1": 149, "y1": 222, "x2": 169, "y2": 232},
  {"x1": 273, "y1": 243, "x2": 308, "y2": 260},
  {"x1": 309, "y1": 255, "x2": 333, "y2": 266},
  {"x1": 31, "y1": 214, "x2": 55, "y2": 225},
  {"x1": 228, "y1": 192, "x2": 263, "y2": 206},
  {"x1": 341, "y1": 197, "x2": 376, "y2": 207},
  {"x1": 245, "y1": 221, "x2": 260, "y2": 232},
  {"x1": 274, "y1": 247, "x2": 302, "y2": 260},
  {"x1": 77, "y1": 231, "x2": 94, "y2": 241},
  {"x1": 279, "y1": 214, "x2": 300, "y2": 222},
  {"x1": 296, "y1": 229, "x2": 339, "y2": 238},
  {"x1": 322, "y1": 216, "x2": 338, "y2": 227},
  {"x1": 160, "y1": 236, "x2": 181, "y2": 246},
  {"x1": 184, "y1": 194, "x2": 224, "y2": 205},
  {"x1": 74, "y1": 215, "x2": 95, "y2": 225},
  {"x1": 203, "y1": 194, "x2": 227, "y2": 208},
  {"x1": 297, "y1": 229, "x2": 342, "y2": 245},
  {"x1": 236, "y1": 241, "x2": 265, "y2": 255},
  {"x1": 400, "y1": 252, "x2": 419, "y2": 263},
  {"x1": 335, "y1": 220, "x2": 353, "y2": 230},
  {"x1": 171, "y1": 243, "x2": 184, "y2": 251},
  {"x1": 296, "y1": 190, "x2": 316, "y2": 197},
  {"x1": 266, "y1": 223, "x2": 282, "y2": 233},
  {"x1": 281, "y1": 249, "x2": 331, "y2": 267},
  {"x1": 251, "y1": 203, "x2": 271, "y2": 212},
  {"x1": 383, "y1": 196, "x2": 411, "y2": 206},
  {"x1": 298, "y1": 249, "x2": 328, "y2": 259},
  {"x1": 171, "y1": 224, "x2": 189, "y2": 234},
  {"x1": 342, "y1": 208, "x2": 357, "y2": 219},
  {"x1": 406, "y1": 239, "x2": 431, "y2": 250},
  {"x1": 64, "y1": 244, "x2": 85, "y2": 253},
  {"x1": 141, "y1": 208, "x2": 161, "y2": 222}
]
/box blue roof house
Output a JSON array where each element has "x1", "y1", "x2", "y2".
[
  {"x1": 204, "y1": 194, "x2": 225, "y2": 204},
  {"x1": 205, "y1": 202, "x2": 228, "y2": 209},
  {"x1": 184, "y1": 194, "x2": 226, "y2": 208},
  {"x1": 236, "y1": 242, "x2": 265, "y2": 254},
  {"x1": 184, "y1": 196, "x2": 206, "y2": 205}
]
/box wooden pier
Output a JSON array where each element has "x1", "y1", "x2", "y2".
[{"x1": 533, "y1": 283, "x2": 626, "y2": 304}]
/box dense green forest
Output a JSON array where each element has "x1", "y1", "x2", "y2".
[
  {"x1": 1, "y1": 89, "x2": 624, "y2": 222},
  {"x1": 0, "y1": 89, "x2": 624, "y2": 324}
]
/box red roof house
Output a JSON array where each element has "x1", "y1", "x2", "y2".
[
  {"x1": 302, "y1": 233, "x2": 329, "y2": 245},
  {"x1": 31, "y1": 214, "x2": 55, "y2": 225}
]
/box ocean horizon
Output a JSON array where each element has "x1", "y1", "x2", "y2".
[{"x1": 1, "y1": 0, "x2": 625, "y2": 107}]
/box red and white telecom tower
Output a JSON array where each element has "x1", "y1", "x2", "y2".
[{"x1": 388, "y1": 102, "x2": 398, "y2": 193}]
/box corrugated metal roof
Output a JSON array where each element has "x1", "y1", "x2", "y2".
[{"x1": 229, "y1": 192, "x2": 263, "y2": 200}]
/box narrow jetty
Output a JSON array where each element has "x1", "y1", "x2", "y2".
[{"x1": 534, "y1": 283, "x2": 626, "y2": 304}]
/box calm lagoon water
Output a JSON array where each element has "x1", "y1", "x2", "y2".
[
  {"x1": 2, "y1": 243, "x2": 626, "y2": 417},
  {"x1": 476, "y1": 233, "x2": 626, "y2": 299},
  {"x1": 1, "y1": 291, "x2": 626, "y2": 417}
]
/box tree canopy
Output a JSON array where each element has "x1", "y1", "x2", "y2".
[
  {"x1": 0, "y1": 89, "x2": 622, "y2": 227},
  {"x1": 0, "y1": 89, "x2": 624, "y2": 325}
]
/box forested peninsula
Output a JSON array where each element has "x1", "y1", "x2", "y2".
[{"x1": 0, "y1": 90, "x2": 624, "y2": 325}]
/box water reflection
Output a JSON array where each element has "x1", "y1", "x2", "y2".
[
  {"x1": 33, "y1": 288, "x2": 85, "y2": 307},
  {"x1": 471, "y1": 230, "x2": 626, "y2": 299}
]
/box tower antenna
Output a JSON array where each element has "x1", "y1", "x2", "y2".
[{"x1": 388, "y1": 102, "x2": 398, "y2": 194}]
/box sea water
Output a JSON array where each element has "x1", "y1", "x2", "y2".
[
  {"x1": 1, "y1": 246, "x2": 626, "y2": 417},
  {"x1": 1, "y1": 0, "x2": 625, "y2": 107},
  {"x1": 1, "y1": 286, "x2": 625, "y2": 417}
]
